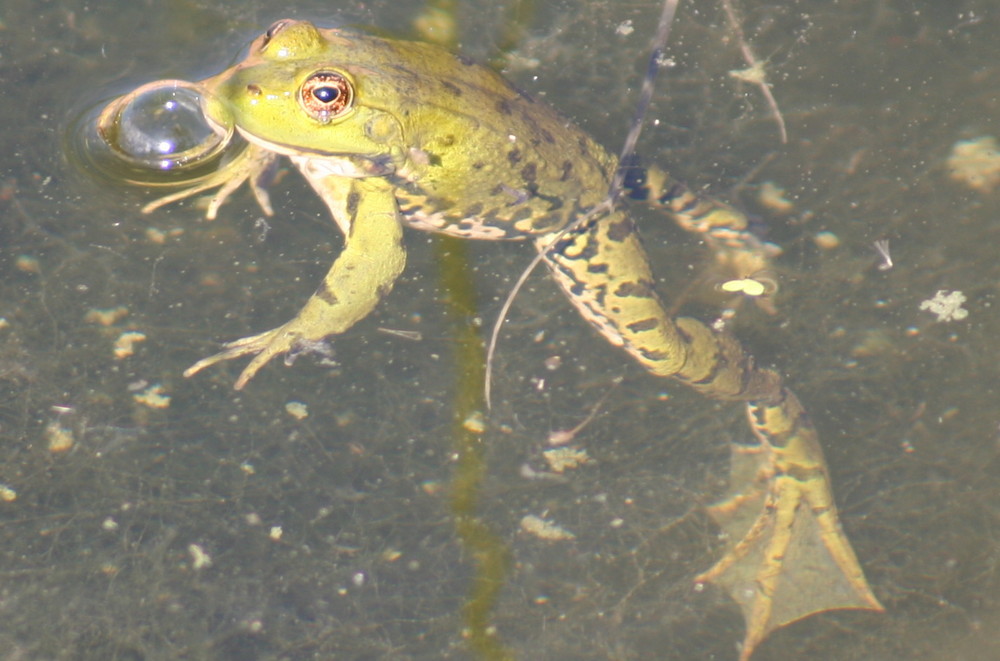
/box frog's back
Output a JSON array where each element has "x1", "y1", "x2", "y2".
[{"x1": 345, "y1": 31, "x2": 617, "y2": 238}]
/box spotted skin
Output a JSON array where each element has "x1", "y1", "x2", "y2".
[{"x1": 100, "y1": 19, "x2": 882, "y2": 660}]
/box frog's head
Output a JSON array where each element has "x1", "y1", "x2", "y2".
[{"x1": 200, "y1": 20, "x2": 406, "y2": 173}]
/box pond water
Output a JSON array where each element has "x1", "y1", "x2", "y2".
[{"x1": 0, "y1": 1, "x2": 997, "y2": 659}]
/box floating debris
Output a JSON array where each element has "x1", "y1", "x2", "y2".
[
  {"x1": 84, "y1": 306, "x2": 129, "y2": 326},
  {"x1": 188, "y1": 543, "x2": 213, "y2": 570},
  {"x1": 45, "y1": 421, "x2": 74, "y2": 453},
  {"x1": 0, "y1": 483, "x2": 17, "y2": 502},
  {"x1": 285, "y1": 401, "x2": 309, "y2": 420},
  {"x1": 520, "y1": 514, "x2": 576, "y2": 541},
  {"x1": 543, "y1": 446, "x2": 593, "y2": 473},
  {"x1": 946, "y1": 136, "x2": 1000, "y2": 193},
  {"x1": 113, "y1": 331, "x2": 146, "y2": 359},
  {"x1": 873, "y1": 239, "x2": 893, "y2": 271},
  {"x1": 133, "y1": 383, "x2": 171, "y2": 409},
  {"x1": 813, "y1": 231, "x2": 841, "y2": 250},
  {"x1": 15, "y1": 255, "x2": 40, "y2": 274},
  {"x1": 462, "y1": 411, "x2": 486, "y2": 434},
  {"x1": 919, "y1": 290, "x2": 968, "y2": 322},
  {"x1": 758, "y1": 181, "x2": 794, "y2": 214}
]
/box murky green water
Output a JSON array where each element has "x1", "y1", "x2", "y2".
[{"x1": 1, "y1": 1, "x2": 997, "y2": 659}]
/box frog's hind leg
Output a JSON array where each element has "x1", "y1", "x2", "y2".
[
  {"x1": 624, "y1": 162, "x2": 782, "y2": 305},
  {"x1": 695, "y1": 392, "x2": 883, "y2": 661},
  {"x1": 536, "y1": 210, "x2": 881, "y2": 659}
]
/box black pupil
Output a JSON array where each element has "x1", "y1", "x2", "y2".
[{"x1": 314, "y1": 86, "x2": 340, "y2": 103}]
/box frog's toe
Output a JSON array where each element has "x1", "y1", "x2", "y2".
[{"x1": 183, "y1": 327, "x2": 284, "y2": 386}]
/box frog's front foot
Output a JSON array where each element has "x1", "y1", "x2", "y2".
[{"x1": 184, "y1": 324, "x2": 328, "y2": 390}]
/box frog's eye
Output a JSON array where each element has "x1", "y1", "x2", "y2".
[{"x1": 299, "y1": 72, "x2": 354, "y2": 123}]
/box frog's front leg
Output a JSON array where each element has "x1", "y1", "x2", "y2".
[
  {"x1": 185, "y1": 176, "x2": 406, "y2": 389},
  {"x1": 538, "y1": 210, "x2": 881, "y2": 659}
]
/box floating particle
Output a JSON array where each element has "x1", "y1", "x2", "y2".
[
  {"x1": 15, "y1": 255, "x2": 40, "y2": 274},
  {"x1": 813, "y1": 231, "x2": 841, "y2": 250},
  {"x1": 84, "y1": 306, "x2": 129, "y2": 326},
  {"x1": 285, "y1": 401, "x2": 309, "y2": 420},
  {"x1": 520, "y1": 514, "x2": 576, "y2": 541},
  {"x1": 462, "y1": 411, "x2": 486, "y2": 434},
  {"x1": 188, "y1": 543, "x2": 213, "y2": 570},
  {"x1": 720, "y1": 278, "x2": 768, "y2": 297},
  {"x1": 0, "y1": 483, "x2": 17, "y2": 502},
  {"x1": 873, "y1": 239, "x2": 893, "y2": 270},
  {"x1": 919, "y1": 290, "x2": 968, "y2": 322},
  {"x1": 133, "y1": 383, "x2": 171, "y2": 409},
  {"x1": 113, "y1": 331, "x2": 147, "y2": 359},
  {"x1": 45, "y1": 421, "x2": 74, "y2": 453},
  {"x1": 757, "y1": 181, "x2": 794, "y2": 213},
  {"x1": 543, "y1": 446, "x2": 592, "y2": 473},
  {"x1": 730, "y1": 60, "x2": 768, "y2": 85},
  {"x1": 946, "y1": 136, "x2": 1000, "y2": 193}
]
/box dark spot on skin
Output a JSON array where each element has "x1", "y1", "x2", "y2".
[
  {"x1": 521, "y1": 162, "x2": 537, "y2": 184},
  {"x1": 628, "y1": 184, "x2": 651, "y2": 202},
  {"x1": 570, "y1": 281, "x2": 586, "y2": 297},
  {"x1": 246, "y1": 84, "x2": 262, "y2": 96},
  {"x1": 480, "y1": 208, "x2": 502, "y2": 226},
  {"x1": 551, "y1": 237, "x2": 575, "y2": 255},
  {"x1": 490, "y1": 184, "x2": 505, "y2": 196},
  {"x1": 530, "y1": 214, "x2": 559, "y2": 232},
  {"x1": 541, "y1": 129, "x2": 555, "y2": 144},
  {"x1": 316, "y1": 284, "x2": 339, "y2": 305},
  {"x1": 510, "y1": 206, "x2": 534, "y2": 223},
  {"x1": 586, "y1": 262, "x2": 610, "y2": 274},
  {"x1": 626, "y1": 318, "x2": 659, "y2": 333},
  {"x1": 676, "y1": 324, "x2": 693, "y2": 345},
  {"x1": 464, "y1": 202, "x2": 484, "y2": 217},
  {"x1": 571, "y1": 236, "x2": 600, "y2": 263},
  {"x1": 639, "y1": 347, "x2": 669, "y2": 361},
  {"x1": 689, "y1": 355, "x2": 724, "y2": 387},
  {"x1": 456, "y1": 54, "x2": 475, "y2": 66},
  {"x1": 606, "y1": 218, "x2": 634, "y2": 243},
  {"x1": 560, "y1": 160, "x2": 573, "y2": 181},
  {"x1": 346, "y1": 192, "x2": 360, "y2": 216},
  {"x1": 507, "y1": 149, "x2": 522, "y2": 165},
  {"x1": 496, "y1": 99, "x2": 513, "y2": 115},
  {"x1": 440, "y1": 135, "x2": 456, "y2": 147},
  {"x1": 535, "y1": 189, "x2": 562, "y2": 212},
  {"x1": 578, "y1": 137, "x2": 590, "y2": 156},
  {"x1": 615, "y1": 281, "x2": 653, "y2": 298},
  {"x1": 472, "y1": 161, "x2": 486, "y2": 170},
  {"x1": 441, "y1": 81, "x2": 462, "y2": 96}
]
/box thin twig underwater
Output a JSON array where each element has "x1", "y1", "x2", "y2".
[{"x1": 484, "y1": 0, "x2": 680, "y2": 409}]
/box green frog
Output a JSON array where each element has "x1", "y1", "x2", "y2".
[{"x1": 95, "y1": 19, "x2": 881, "y2": 660}]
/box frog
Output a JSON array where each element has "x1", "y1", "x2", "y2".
[{"x1": 95, "y1": 19, "x2": 882, "y2": 660}]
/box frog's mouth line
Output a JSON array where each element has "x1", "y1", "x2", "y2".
[
  {"x1": 236, "y1": 127, "x2": 396, "y2": 179},
  {"x1": 236, "y1": 126, "x2": 336, "y2": 158}
]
